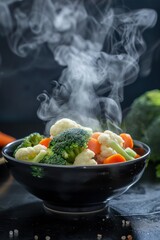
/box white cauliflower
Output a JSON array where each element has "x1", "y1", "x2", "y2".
[
  {"x1": 73, "y1": 149, "x2": 97, "y2": 166},
  {"x1": 97, "y1": 130, "x2": 124, "y2": 159},
  {"x1": 50, "y1": 118, "x2": 93, "y2": 136},
  {"x1": 98, "y1": 130, "x2": 124, "y2": 147},
  {"x1": 15, "y1": 144, "x2": 47, "y2": 161},
  {"x1": 100, "y1": 145, "x2": 116, "y2": 158}
]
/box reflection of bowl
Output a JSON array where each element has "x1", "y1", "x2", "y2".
[
  {"x1": 1, "y1": 202, "x2": 135, "y2": 239},
  {"x1": 2, "y1": 139, "x2": 150, "y2": 214}
]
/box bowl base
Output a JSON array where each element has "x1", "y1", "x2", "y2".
[{"x1": 43, "y1": 202, "x2": 108, "y2": 217}]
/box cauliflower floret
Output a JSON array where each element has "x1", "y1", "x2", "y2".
[
  {"x1": 15, "y1": 144, "x2": 47, "y2": 161},
  {"x1": 15, "y1": 147, "x2": 35, "y2": 160},
  {"x1": 100, "y1": 145, "x2": 117, "y2": 158},
  {"x1": 96, "y1": 131, "x2": 123, "y2": 160},
  {"x1": 50, "y1": 118, "x2": 93, "y2": 136},
  {"x1": 98, "y1": 131, "x2": 124, "y2": 147},
  {"x1": 33, "y1": 144, "x2": 47, "y2": 153},
  {"x1": 50, "y1": 118, "x2": 78, "y2": 136},
  {"x1": 73, "y1": 149, "x2": 97, "y2": 166},
  {"x1": 96, "y1": 146, "x2": 117, "y2": 164}
]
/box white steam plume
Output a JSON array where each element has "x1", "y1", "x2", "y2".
[{"x1": 0, "y1": 0, "x2": 157, "y2": 132}]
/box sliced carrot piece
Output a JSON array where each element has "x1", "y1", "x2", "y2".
[
  {"x1": 0, "y1": 132, "x2": 16, "y2": 147},
  {"x1": 87, "y1": 137, "x2": 101, "y2": 155},
  {"x1": 120, "y1": 133, "x2": 134, "y2": 149},
  {"x1": 39, "y1": 137, "x2": 51, "y2": 148},
  {"x1": 91, "y1": 132, "x2": 102, "y2": 140},
  {"x1": 103, "y1": 154, "x2": 126, "y2": 164},
  {"x1": 135, "y1": 154, "x2": 141, "y2": 158}
]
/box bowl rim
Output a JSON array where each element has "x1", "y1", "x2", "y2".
[{"x1": 2, "y1": 139, "x2": 150, "y2": 169}]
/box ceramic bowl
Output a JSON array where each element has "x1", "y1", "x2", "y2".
[{"x1": 2, "y1": 139, "x2": 150, "y2": 214}]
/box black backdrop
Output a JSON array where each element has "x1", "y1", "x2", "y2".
[{"x1": 0, "y1": 0, "x2": 160, "y2": 126}]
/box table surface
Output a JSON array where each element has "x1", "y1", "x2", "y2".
[{"x1": 1, "y1": 122, "x2": 160, "y2": 240}]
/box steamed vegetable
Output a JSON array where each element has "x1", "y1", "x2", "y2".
[
  {"x1": 50, "y1": 118, "x2": 93, "y2": 136},
  {"x1": 87, "y1": 138, "x2": 101, "y2": 154},
  {"x1": 14, "y1": 132, "x2": 44, "y2": 156},
  {"x1": 13, "y1": 118, "x2": 143, "y2": 166},
  {"x1": 120, "y1": 133, "x2": 134, "y2": 149},
  {"x1": 40, "y1": 148, "x2": 68, "y2": 165},
  {"x1": 39, "y1": 137, "x2": 51, "y2": 148},
  {"x1": 103, "y1": 154, "x2": 126, "y2": 164},
  {"x1": 49, "y1": 128, "x2": 91, "y2": 164},
  {"x1": 15, "y1": 144, "x2": 47, "y2": 161},
  {"x1": 97, "y1": 130, "x2": 124, "y2": 160},
  {"x1": 123, "y1": 89, "x2": 160, "y2": 177},
  {"x1": 91, "y1": 132, "x2": 101, "y2": 140},
  {"x1": 73, "y1": 149, "x2": 97, "y2": 166},
  {"x1": 39, "y1": 127, "x2": 92, "y2": 165},
  {"x1": 107, "y1": 140, "x2": 134, "y2": 160}
]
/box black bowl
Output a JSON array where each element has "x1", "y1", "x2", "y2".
[{"x1": 2, "y1": 139, "x2": 150, "y2": 214}]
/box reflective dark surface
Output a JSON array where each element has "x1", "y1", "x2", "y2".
[
  {"x1": 0, "y1": 165, "x2": 134, "y2": 240},
  {"x1": 0, "y1": 163, "x2": 160, "y2": 239}
]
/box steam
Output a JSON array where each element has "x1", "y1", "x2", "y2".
[{"x1": 0, "y1": 0, "x2": 157, "y2": 132}]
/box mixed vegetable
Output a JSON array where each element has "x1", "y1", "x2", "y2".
[{"x1": 14, "y1": 118, "x2": 142, "y2": 166}]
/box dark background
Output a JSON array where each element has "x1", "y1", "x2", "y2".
[{"x1": 0, "y1": 0, "x2": 160, "y2": 137}]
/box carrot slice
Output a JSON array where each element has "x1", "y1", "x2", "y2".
[
  {"x1": 91, "y1": 132, "x2": 102, "y2": 140},
  {"x1": 87, "y1": 137, "x2": 101, "y2": 155},
  {"x1": 103, "y1": 154, "x2": 126, "y2": 164},
  {"x1": 39, "y1": 138, "x2": 51, "y2": 148},
  {"x1": 120, "y1": 133, "x2": 134, "y2": 149},
  {"x1": 0, "y1": 132, "x2": 16, "y2": 147}
]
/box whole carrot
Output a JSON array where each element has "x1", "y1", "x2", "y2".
[{"x1": 0, "y1": 132, "x2": 16, "y2": 147}]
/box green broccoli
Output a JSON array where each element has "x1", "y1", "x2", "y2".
[
  {"x1": 49, "y1": 128, "x2": 91, "y2": 164},
  {"x1": 40, "y1": 148, "x2": 68, "y2": 165},
  {"x1": 123, "y1": 89, "x2": 160, "y2": 176},
  {"x1": 14, "y1": 132, "x2": 44, "y2": 156},
  {"x1": 123, "y1": 90, "x2": 160, "y2": 139},
  {"x1": 142, "y1": 116, "x2": 160, "y2": 161}
]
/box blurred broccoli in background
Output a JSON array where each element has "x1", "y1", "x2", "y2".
[
  {"x1": 123, "y1": 89, "x2": 160, "y2": 177},
  {"x1": 41, "y1": 128, "x2": 91, "y2": 165}
]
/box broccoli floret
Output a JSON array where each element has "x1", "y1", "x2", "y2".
[
  {"x1": 40, "y1": 148, "x2": 67, "y2": 165},
  {"x1": 49, "y1": 128, "x2": 91, "y2": 163},
  {"x1": 123, "y1": 89, "x2": 160, "y2": 173},
  {"x1": 142, "y1": 116, "x2": 160, "y2": 161},
  {"x1": 123, "y1": 90, "x2": 160, "y2": 140},
  {"x1": 15, "y1": 144, "x2": 47, "y2": 161},
  {"x1": 14, "y1": 132, "x2": 44, "y2": 156}
]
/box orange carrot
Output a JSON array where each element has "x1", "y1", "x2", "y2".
[
  {"x1": 0, "y1": 132, "x2": 16, "y2": 147},
  {"x1": 87, "y1": 137, "x2": 101, "y2": 155},
  {"x1": 103, "y1": 154, "x2": 126, "y2": 164},
  {"x1": 39, "y1": 137, "x2": 51, "y2": 148},
  {"x1": 120, "y1": 133, "x2": 134, "y2": 149},
  {"x1": 91, "y1": 132, "x2": 102, "y2": 140}
]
